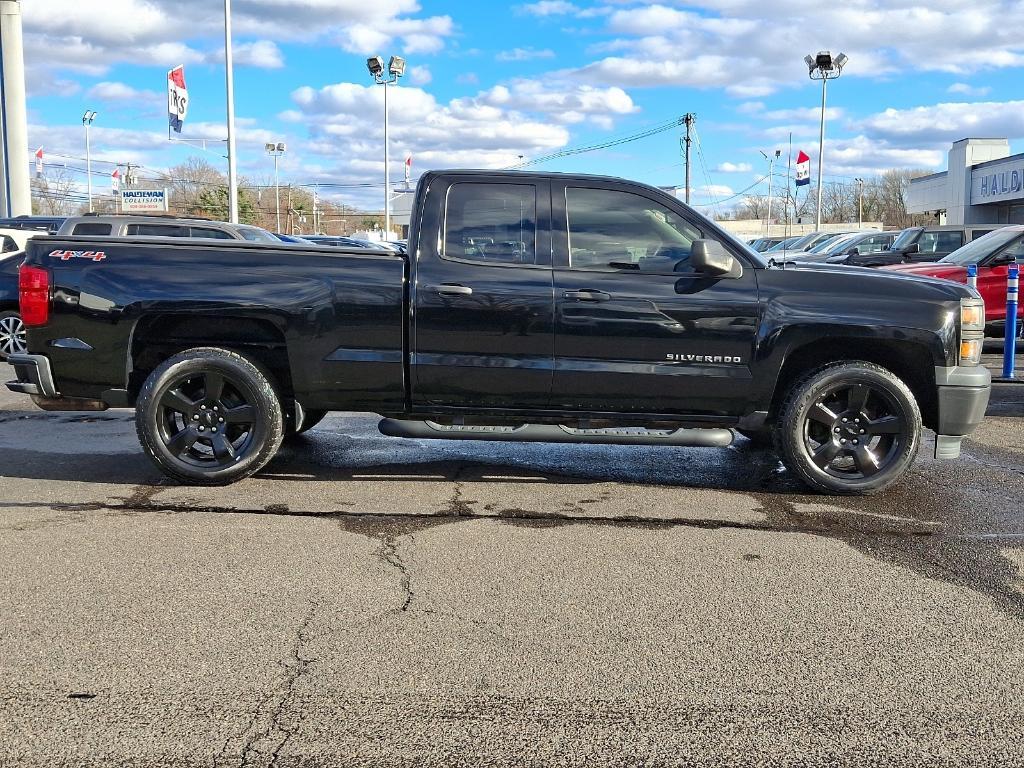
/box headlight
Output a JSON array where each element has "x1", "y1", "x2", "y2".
[
  {"x1": 959, "y1": 298, "x2": 985, "y2": 366},
  {"x1": 960, "y1": 299, "x2": 984, "y2": 331}
]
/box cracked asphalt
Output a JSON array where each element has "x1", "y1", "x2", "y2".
[{"x1": 1, "y1": 361, "x2": 1023, "y2": 767}]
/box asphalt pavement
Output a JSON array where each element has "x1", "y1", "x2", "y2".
[{"x1": 1, "y1": 360, "x2": 1023, "y2": 767}]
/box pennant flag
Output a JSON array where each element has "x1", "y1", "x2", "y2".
[
  {"x1": 167, "y1": 65, "x2": 189, "y2": 134},
  {"x1": 795, "y1": 150, "x2": 811, "y2": 187},
  {"x1": 34, "y1": 147, "x2": 43, "y2": 177},
  {"x1": 112, "y1": 168, "x2": 121, "y2": 193},
  {"x1": 404, "y1": 155, "x2": 412, "y2": 184}
]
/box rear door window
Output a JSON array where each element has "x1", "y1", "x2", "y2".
[
  {"x1": 190, "y1": 227, "x2": 235, "y2": 239},
  {"x1": 126, "y1": 223, "x2": 190, "y2": 237},
  {"x1": 444, "y1": 183, "x2": 538, "y2": 265},
  {"x1": 72, "y1": 223, "x2": 112, "y2": 236},
  {"x1": 919, "y1": 230, "x2": 963, "y2": 253}
]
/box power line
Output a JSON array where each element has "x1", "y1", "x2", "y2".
[{"x1": 511, "y1": 116, "x2": 689, "y2": 169}]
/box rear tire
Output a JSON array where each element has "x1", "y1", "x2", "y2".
[
  {"x1": 775, "y1": 361, "x2": 921, "y2": 495},
  {"x1": 0, "y1": 310, "x2": 27, "y2": 360},
  {"x1": 135, "y1": 347, "x2": 284, "y2": 485}
]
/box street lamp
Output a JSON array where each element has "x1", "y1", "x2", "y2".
[
  {"x1": 367, "y1": 54, "x2": 406, "y2": 238},
  {"x1": 804, "y1": 50, "x2": 848, "y2": 230},
  {"x1": 760, "y1": 149, "x2": 781, "y2": 236},
  {"x1": 82, "y1": 110, "x2": 98, "y2": 213},
  {"x1": 855, "y1": 177, "x2": 864, "y2": 227},
  {"x1": 265, "y1": 141, "x2": 286, "y2": 232}
]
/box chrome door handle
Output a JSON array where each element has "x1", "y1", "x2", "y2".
[
  {"x1": 437, "y1": 284, "x2": 473, "y2": 296},
  {"x1": 563, "y1": 290, "x2": 611, "y2": 302}
]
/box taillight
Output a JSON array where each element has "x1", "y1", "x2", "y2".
[{"x1": 19, "y1": 265, "x2": 50, "y2": 326}]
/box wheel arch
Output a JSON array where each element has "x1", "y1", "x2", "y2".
[{"x1": 766, "y1": 334, "x2": 940, "y2": 431}]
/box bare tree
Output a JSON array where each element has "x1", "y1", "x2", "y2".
[{"x1": 31, "y1": 168, "x2": 84, "y2": 216}]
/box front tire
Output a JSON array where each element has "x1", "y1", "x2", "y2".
[
  {"x1": 135, "y1": 348, "x2": 284, "y2": 485},
  {"x1": 776, "y1": 361, "x2": 921, "y2": 495}
]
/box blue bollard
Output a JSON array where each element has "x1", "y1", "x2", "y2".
[
  {"x1": 967, "y1": 263, "x2": 978, "y2": 292},
  {"x1": 1003, "y1": 263, "x2": 1019, "y2": 380}
]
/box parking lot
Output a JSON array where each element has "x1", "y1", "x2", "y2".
[{"x1": 1, "y1": 357, "x2": 1023, "y2": 767}]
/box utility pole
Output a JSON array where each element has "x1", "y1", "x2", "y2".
[
  {"x1": 0, "y1": 0, "x2": 30, "y2": 217},
  {"x1": 223, "y1": 0, "x2": 239, "y2": 224},
  {"x1": 855, "y1": 177, "x2": 864, "y2": 227},
  {"x1": 761, "y1": 149, "x2": 781, "y2": 236},
  {"x1": 682, "y1": 113, "x2": 695, "y2": 205}
]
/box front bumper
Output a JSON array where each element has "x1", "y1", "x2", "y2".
[{"x1": 932, "y1": 365, "x2": 992, "y2": 459}]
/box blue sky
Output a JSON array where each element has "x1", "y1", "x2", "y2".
[{"x1": 19, "y1": 0, "x2": 1024, "y2": 213}]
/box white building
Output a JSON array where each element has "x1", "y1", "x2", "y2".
[{"x1": 906, "y1": 138, "x2": 1024, "y2": 226}]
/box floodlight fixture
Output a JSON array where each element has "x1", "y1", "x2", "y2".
[
  {"x1": 388, "y1": 55, "x2": 406, "y2": 77},
  {"x1": 366, "y1": 56, "x2": 385, "y2": 76}
]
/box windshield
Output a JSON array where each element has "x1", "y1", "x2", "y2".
[
  {"x1": 890, "y1": 227, "x2": 922, "y2": 250},
  {"x1": 939, "y1": 228, "x2": 1022, "y2": 265},
  {"x1": 236, "y1": 226, "x2": 279, "y2": 244},
  {"x1": 765, "y1": 235, "x2": 802, "y2": 252},
  {"x1": 806, "y1": 234, "x2": 849, "y2": 254}
]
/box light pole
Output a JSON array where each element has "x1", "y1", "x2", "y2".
[
  {"x1": 223, "y1": 0, "x2": 240, "y2": 223},
  {"x1": 82, "y1": 110, "x2": 98, "y2": 213},
  {"x1": 804, "y1": 51, "x2": 848, "y2": 230},
  {"x1": 265, "y1": 142, "x2": 286, "y2": 231},
  {"x1": 855, "y1": 177, "x2": 864, "y2": 227},
  {"x1": 367, "y1": 54, "x2": 405, "y2": 239},
  {"x1": 760, "y1": 149, "x2": 781, "y2": 236}
]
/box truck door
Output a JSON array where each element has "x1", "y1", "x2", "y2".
[
  {"x1": 411, "y1": 178, "x2": 554, "y2": 408},
  {"x1": 550, "y1": 182, "x2": 760, "y2": 415}
]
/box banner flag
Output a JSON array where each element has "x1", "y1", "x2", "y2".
[
  {"x1": 795, "y1": 150, "x2": 811, "y2": 187},
  {"x1": 167, "y1": 65, "x2": 189, "y2": 134}
]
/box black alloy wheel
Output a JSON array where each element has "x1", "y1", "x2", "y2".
[
  {"x1": 157, "y1": 371, "x2": 258, "y2": 468},
  {"x1": 136, "y1": 348, "x2": 284, "y2": 485},
  {"x1": 801, "y1": 382, "x2": 907, "y2": 480},
  {"x1": 0, "y1": 311, "x2": 27, "y2": 360},
  {"x1": 776, "y1": 361, "x2": 921, "y2": 495}
]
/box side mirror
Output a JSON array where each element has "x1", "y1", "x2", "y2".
[
  {"x1": 847, "y1": 247, "x2": 860, "y2": 256},
  {"x1": 691, "y1": 239, "x2": 742, "y2": 278},
  {"x1": 991, "y1": 252, "x2": 1019, "y2": 267},
  {"x1": 905, "y1": 242, "x2": 920, "y2": 254}
]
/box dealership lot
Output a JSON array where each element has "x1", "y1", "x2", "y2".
[{"x1": 1, "y1": 361, "x2": 1023, "y2": 766}]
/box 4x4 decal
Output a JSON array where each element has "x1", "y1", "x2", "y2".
[{"x1": 50, "y1": 250, "x2": 107, "y2": 262}]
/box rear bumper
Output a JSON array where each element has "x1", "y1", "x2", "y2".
[
  {"x1": 6, "y1": 353, "x2": 109, "y2": 411},
  {"x1": 932, "y1": 365, "x2": 991, "y2": 459},
  {"x1": 6, "y1": 353, "x2": 59, "y2": 397}
]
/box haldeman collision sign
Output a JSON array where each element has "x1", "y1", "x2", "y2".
[{"x1": 972, "y1": 163, "x2": 1024, "y2": 203}]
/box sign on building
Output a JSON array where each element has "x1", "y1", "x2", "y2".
[{"x1": 120, "y1": 189, "x2": 170, "y2": 213}]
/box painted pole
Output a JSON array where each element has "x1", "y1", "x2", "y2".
[
  {"x1": 1003, "y1": 262, "x2": 1019, "y2": 380},
  {"x1": 223, "y1": 0, "x2": 239, "y2": 224},
  {"x1": 0, "y1": 0, "x2": 31, "y2": 217},
  {"x1": 967, "y1": 263, "x2": 978, "y2": 292}
]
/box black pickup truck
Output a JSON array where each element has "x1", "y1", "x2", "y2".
[{"x1": 7, "y1": 170, "x2": 991, "y2": 494}]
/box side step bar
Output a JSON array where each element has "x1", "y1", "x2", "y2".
[{"x1": 378, "y1": 419, "x2": 734, "y2": 448}]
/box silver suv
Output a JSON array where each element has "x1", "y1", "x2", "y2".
[{"x1": 56, "y1": 215, "x2": 279, "y2": 243}]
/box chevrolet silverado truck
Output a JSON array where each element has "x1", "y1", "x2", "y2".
[{"x1": 7, "y1": 170, "x2": 991, "y2": 494}]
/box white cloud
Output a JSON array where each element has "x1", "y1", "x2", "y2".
[
  {"x1": 496, "y1": 48, "x2": 556, "y2": 62},
  {"x1": 518, "y1": 1, "x2": 579, "y2": 16},
  {"x1": 479, "y1": 81, "x2": 637, "y2": 127},
  {"x1": 715, "y1": 162, "x2": 753, "y2": 173},
  {"x1": 569, "y1": 1, "x2": 1024, "y2": 96},
  {"x1": 947, "y1": 82, "x2": 992, "y2": 97},
  {"x1": 86, "y1": 81, "x2": 162, "y2": 104},
  {"x1": 205, "y1": 40, "x2": 285, "y2": 69},
  {"x1": 408, "y1": 66, "x2": 433, "y2": 85},
  {"x1": 858, "y1": 100, "x2": 1024, "y2": 147}
]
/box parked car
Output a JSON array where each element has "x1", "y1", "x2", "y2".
[
  {"x1": 810, "y1": 231, "x2": 899, "y2": 264},
  {"x1": 847, "y1": 224, "x2": 1001, "y2": 267},
  {"x1": 0, "y1": 216, "x2": 67, "y2": 234},
  {"x1": 880, "y1": 225, "x2": 1024, "y2": 335},
  {"x1": 304, "y1": 235, "x2": 385, "y2": 249},
  {"x1": 767, "y1": 230, "x2": 866, "y2": 260},
  {"x1": 747, "y1": 236, "x2": 788, "y2": 252},
  {"x1": 57, "y1": 215, "x2": 280, "y2": 243},
  {"x1": 0, "y1": 228, "x2": 34, "y2": 256},
  {"x1": 272, "y1": 233, "x2": 317, "y2": 245},
  {"x1": 8, "y1": 169, "x2": 989, "y2": 495},
  {"x1": 0, "y1": 251, "x2": 26, "y2": 360}
]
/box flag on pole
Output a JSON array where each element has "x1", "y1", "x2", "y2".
[
  {"x1": 167, "y1": 65, "x2": 189, "y2": 134},
  {"x1": 112, "y1": 168, "x2": 121, "y2": 193},
  {"x1": 404, "y1": 155, "x2": 412, "y2": 185},
  {"x1": 34, "y1": 147, "x2": 44, "y2": 177},
  {"x1": 795, "y1": 150, "x2": 811, "y2": 187}
]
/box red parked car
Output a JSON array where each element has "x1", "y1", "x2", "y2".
[{"x1": 881, "y1": 225, "x2": 1024, "y2": 335}]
